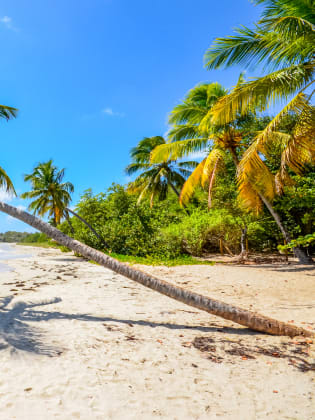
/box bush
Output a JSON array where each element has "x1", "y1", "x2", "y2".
[{"x1": 158, "y1": 209, "x2": 243, "y2": 257}]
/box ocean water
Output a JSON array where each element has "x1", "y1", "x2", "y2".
[{"x1": 0, "y1": 243, "x2": 31, "y2": 272}]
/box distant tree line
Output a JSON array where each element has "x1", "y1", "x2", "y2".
[{"x1": 0, "y1": 231, "x2": 30, "y2": 243}]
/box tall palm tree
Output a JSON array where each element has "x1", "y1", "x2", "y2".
[
  {"x1": 151, "y1": 82, "x2": 271, "y2": 212},
  {"x1": 21, "y1": 160, "x2": 109, "y2": 247},
  {"x1": 151, "y1": 82, "x2": 312, "y2": 262},
  {"x1": 125, "y1": 136, "x2": 197, "y2": 207},
  {"x1": 204, "y1": 0, "x2": 315, "y2": 202},
  {"x1": 0, "y1": 199, "x2": 312, "y2": 338},
  {"x1": 21, "y1": 160, "x2": 74, "y2": 226},
  {"x1": 0, "y1": 104, "x2": 18, "y2": 194}
]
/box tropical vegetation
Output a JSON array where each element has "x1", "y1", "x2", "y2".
[
  {"x1": 203, "y1": 0, "x2": 314, "y2": 249},
  {"x1": 0, "y1": 0, "x2": 314, "y2": 335},
  {"x1": 125, "y1": 136, "x2": 197, "y2": 206}
]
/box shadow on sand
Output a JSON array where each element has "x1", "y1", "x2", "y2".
[
  {"x1": 230, "y1": 263, "x2": 315, "y2": 273},
  {"x1": 0, "y1": 295, "x2": 259, "y2": 356}
]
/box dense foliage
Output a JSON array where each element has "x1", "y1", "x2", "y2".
[{"x1": 22, "y1": 162, "x2": 314, "y2": 259}]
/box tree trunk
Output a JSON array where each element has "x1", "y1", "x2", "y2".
[
  {"x1": 219, "y1": 239, "x2": 224, "y2": 255},
  {"x1": 239, "y1": 226, "x2": 248, "y2": 260},
  {"x1": 0, "y1": 201, "x2": 312, "y2": 338},
  {"x1": 66, "y1": 208, "x2": 110, "y2": 249},
  {"x1": 64, "y1": 211, "x2": 75, "y2": 235},
  {"x1": 169, "y1": 182, "x2": 190, "y2": 215},
  {"x1": 258, "y1": 194, "x2": 313, "y2": 264},
  {"x1": 229, "y1": 148, "x2": 240, "y2": 168},
  {"x1": 169, "y1": 182, "x2": 181, "y2": 198},
  {"x1": 229, "y1": 147, "x2": 312, "y2": 264},
  {"x1": 223, "y1": 241, "x2": 234, "y2": 256}
]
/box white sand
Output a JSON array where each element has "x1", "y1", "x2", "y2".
[{"x1": 0, "y1": 245, "x2": 314, "y2": 420}]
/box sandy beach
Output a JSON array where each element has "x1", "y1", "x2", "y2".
[{"x1": 0, "y1": 244, "x2": 314, "y2": 419}]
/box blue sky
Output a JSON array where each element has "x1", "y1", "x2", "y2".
[{"x1": 0, "y1": 0, "x2": 263, "y2": 232}]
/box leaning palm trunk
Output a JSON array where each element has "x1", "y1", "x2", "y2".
[
  {"x1": 64, "y1": 211, "x2": 75, "y2": 235},
  {"x1": 168, "y1": 181, "x2": 190, "y2": 214},
  {"x1": 229, "y1": 148, "x2": 312, "y2": 264},
  {"x1": 258, "y1": 194, "x2": 313, "y2": 264},
  {"x1": 0, "y1": 201, "x2": 312, "y2": 338},
  {"x1": 66, "y1": 208, "x2": 110, "y2": 249}
]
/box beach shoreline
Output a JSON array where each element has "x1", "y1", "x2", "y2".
[{"x1": 0, "y1": 244, "x2": 314, "y2": 419}]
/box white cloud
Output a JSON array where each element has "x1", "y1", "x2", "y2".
[
  {"x1": 102, "y1": 107, "x2": 114, "y2": 116},
  {"x1": 1, "y1": 16, "x2": 11, "y2": 24},
  {"x1": 82, "y1": 107, "x2": 125, "y2": 121},
  {"x1": 102, "y1": 108, "x2": 125, "y2": 117},
  {"x1": 0, "y1": 16, "x2": 18, "y2": 31},
  {"x1": 0, "y1": 190, "x2": 14, "y2": 202}
]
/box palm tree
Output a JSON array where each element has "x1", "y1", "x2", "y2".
[
  {"x1": 204, "y1": 0, "x2": 315, "y2": 206},
  {"x1": 21, "y1": 160, "x2": 74, "y2": 227},
  {"x1": 0, "y1": 104, "x2": 18, "y2": 195},
  {"x1": 151, "y1": 82, "x2": 269, "y2": 213},
  {"x1": 21, "y1": 160, "x2": 109, "y2": 247},
  {"x1": 151, "y1": 82, "x2": 313, "y2": 263},
  {"x1": 0, "y1": 199, "x2": 312, "y2": 338},
  {"x1": 125, "y1": 136, "x2": 197, "y2": 207}
]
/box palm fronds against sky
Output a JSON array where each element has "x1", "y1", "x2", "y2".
[
  {"x1": 204, "y1": 0, "x2": 314, "y2": 126},
  {"x1": 21, "y1": 160, "x2": 74, "y2": 225},
  {"x1": 204, "y1": 0, "x2": 315, "y2": 205},
  {"x1": 125, "y1": 136, "x2": 197, "y2": 207}
]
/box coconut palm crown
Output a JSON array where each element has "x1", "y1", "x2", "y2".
[
  {"x1": 125, "y1": 136, "x2": 197, "y2": 207},
  {"x1": 21, "y1": 160, "x2": 74, "y2": 226},
  {"x1": 150, "y1": 82, "x2": 265, "y2": 211}
]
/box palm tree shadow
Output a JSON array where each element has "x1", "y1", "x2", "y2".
[
  {"x1": 0, "y1": 295, "x2": 258, "y2": 357},
  {"x1": 0, "y1": 296, "x2": 63, "y2": 356}
]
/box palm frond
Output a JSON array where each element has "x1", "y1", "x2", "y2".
[
  {"x1": 0, "y1": 105, "x2": 18, "y2": 121},
  {"x1": 129, "y1": 136, "x2": 165, "y2": 164},
  {"x1": 238, "y1": 143, "x2": 276, "y2": 202},
  {"x1": 177, "y1": 161, "x2": 200, "y2": 169},
  {"x1": 255, "y1": 0, "x2": 315, "y2": 25},
  {"x1": 179, "y1": 159, "x2": 206, "y2": 206},
  {"x1": 254, "y1": 91, "x2": 313, "y2": 154},
  {"x1": 201, "y1": 148, "x2": 226, "y2": 186},
  {"x1": 204, "y1": 25, "x2": 275, "y2": 70},
  {"x1": 237, "y1": 175, "x2": 263, "y2": 215},
  {"x1": 169, "y1": 103, "x2": 208, "y2": 125},
  {"x1": 150, "y1": 138, "x2": 209, "y2": 163},
  {"x1": 281, "y1": 112, "x2": 315, "y2": 174},
  {"x1": 125, "y1": 162, "x2": 150, "y2": 175},
  {"x1": 211, "y1": 63, "x2": 314, "y2": 124},
  {"x1": 167, "y1": 125, "x2": 201, "y2": 142},
  {"x1": 0, "y1": 166, "x2": 16, "y2": 196}
]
